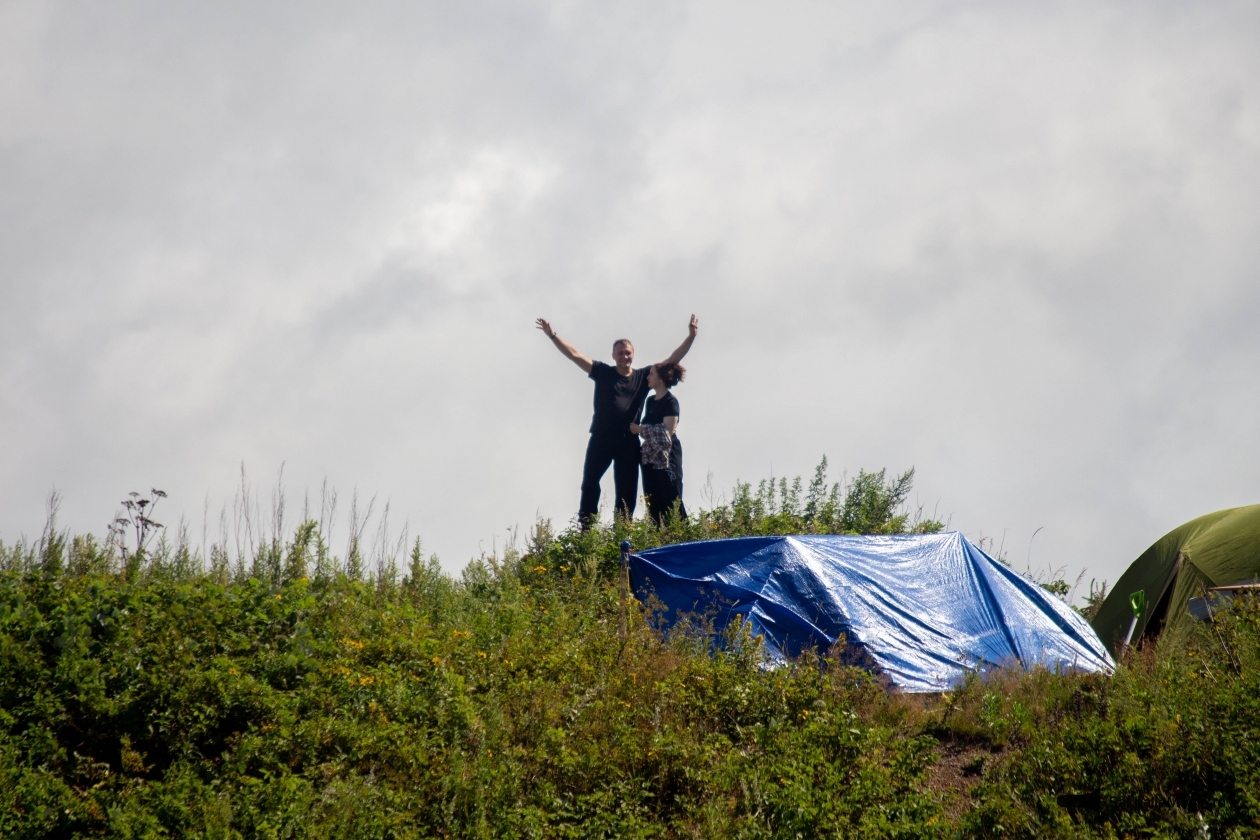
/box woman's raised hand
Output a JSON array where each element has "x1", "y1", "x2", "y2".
[{"x1": 535, "y1": 317, "x2": 555, "y2": 338}]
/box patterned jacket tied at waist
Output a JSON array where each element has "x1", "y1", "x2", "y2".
[{"x1": 639, "y1": 424, "x2": 671, "y2": 470}]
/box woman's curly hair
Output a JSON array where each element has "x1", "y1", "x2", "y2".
[{"x1": 655, "y1": 363, "x2": 686, "y2": 387}]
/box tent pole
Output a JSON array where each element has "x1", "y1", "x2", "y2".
[{"x1": 1121, "y1": 590, "x2": 1145, "y2": 653}]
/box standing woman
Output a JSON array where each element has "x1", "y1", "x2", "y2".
[{"x1": 631, "y1": 363, "x2": 687, "y2": 525}]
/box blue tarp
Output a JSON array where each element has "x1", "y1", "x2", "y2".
[{"x1": 629, "y1": 532, "x2": 1114, "y2": 692}]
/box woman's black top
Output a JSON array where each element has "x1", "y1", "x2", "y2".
[
  {"x1": 642, "y1": 392, "x2": 683, "y2": 481},
  {"x1": 642, "y1": 392, "x2": 679, "y2": 425}
]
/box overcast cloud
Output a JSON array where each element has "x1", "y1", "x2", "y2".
[{"x1": 2, "y1": 1, "x2": 1258, "y2": 590}]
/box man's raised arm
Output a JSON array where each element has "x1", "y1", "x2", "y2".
[
  {"x1": 659, "y1": 314, "x2": 700, "y2": 366},
  {"x1": 536, "y1": 318, "x2": 594, "y2": 374}
]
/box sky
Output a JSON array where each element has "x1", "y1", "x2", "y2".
[{"x1": 2, "y1": 1, "x2": 1258, "y2": 594}]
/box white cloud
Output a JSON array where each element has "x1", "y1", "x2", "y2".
[{"x1": 1, "y1": 1, "x2": 1257, "y2": 592}]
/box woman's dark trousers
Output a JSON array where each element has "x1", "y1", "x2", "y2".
[
  {"x1": 642, "y1": 466, "x2": 686, "y2": 526},
  {"x1": 579, "y1": 433, "x2": 641, "y2": 525}
]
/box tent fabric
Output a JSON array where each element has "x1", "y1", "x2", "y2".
[
  {"x1": 1091, "y1": 504, "x2": 1260, "y2": 656},
  {"x1": 629, "y1": 532, "x2": 1113, "y2": 693}
]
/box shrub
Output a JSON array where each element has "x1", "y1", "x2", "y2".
[{"x1": 0, "y1": 465, "x2": 1256, "y2": 838}]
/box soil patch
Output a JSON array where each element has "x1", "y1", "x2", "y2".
[{"x1": 926, "y1": 740, "x2": 1001, "y2": 819}]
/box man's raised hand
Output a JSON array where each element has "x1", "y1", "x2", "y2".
[
  {"x1": 659, "y1": 314, "x2": 700, "y2": 367},
  {"x1": 537, "y1": 318, "x2": 594, "y2": 373}
]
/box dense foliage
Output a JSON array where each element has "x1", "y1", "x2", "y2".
[{"x1": 1, "y1": 466, "x2": 1257, "y2": 838}]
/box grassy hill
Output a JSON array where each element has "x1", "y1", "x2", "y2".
[{"x1": 1, "y1": 466, "x2": 1257, "y2": 838}]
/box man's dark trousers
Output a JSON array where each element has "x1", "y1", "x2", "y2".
[{"x1": 579, "y1": 433, "x2": 641, "y2": 524}]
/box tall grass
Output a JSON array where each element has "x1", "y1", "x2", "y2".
[{"x1": 1, "y1": 463, "x2": 1256, "y2": 838}]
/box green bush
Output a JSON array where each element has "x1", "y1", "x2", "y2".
[
  {"x1": 948, "y1": 596, "x2": 1260, "y2": 839},
  {"x1": 0, "y1": 466, "x2": 1256, "y2": 838}
]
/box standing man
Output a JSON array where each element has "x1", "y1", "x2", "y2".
[{"x1": 536, "y1": 315, "x2": 699, "y2": 526}]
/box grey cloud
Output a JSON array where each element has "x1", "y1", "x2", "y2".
[{"x1": 1, "y1": 1, "x2": 1258, "y2": 592}]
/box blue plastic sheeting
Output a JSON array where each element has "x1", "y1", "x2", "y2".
[{"x1": 629, "y1": 533, "x2": 1114, "y2": 692}]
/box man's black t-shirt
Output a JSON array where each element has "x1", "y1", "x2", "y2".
[
  {"x1": 642, "y1": 391, "x2": 683, "y2": 481},
  {"x1": 589, "y1": 361, "x2": 651, "y2": 436}
]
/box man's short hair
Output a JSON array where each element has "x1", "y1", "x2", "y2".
[{"x1": 612, "y1": 338, "x2": 634, "y2": 353}]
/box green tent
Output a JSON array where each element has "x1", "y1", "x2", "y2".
[{"x1": 1092, "y1": 504, "x2": 1260, "y2": 656}]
